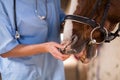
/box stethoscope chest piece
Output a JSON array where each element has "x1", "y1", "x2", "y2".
[
  {"x1": 38, "y1": 16, "x2": 46, "y2": 20},
  {"x1": 15, "y1": 31, "x2": 20, "y2": 39}
]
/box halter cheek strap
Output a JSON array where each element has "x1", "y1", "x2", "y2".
[{"x1": 105, "y1": 23, "x2": 120, "y2": 42}]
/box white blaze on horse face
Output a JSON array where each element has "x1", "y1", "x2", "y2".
[
  {"x1": 63, "y1": 0, "x2": 78, "y2": 42},
  {"x1": 68, "y1": 0, "x2": 78, "y2": 14},
  {"x1": 63, "y1": 20, "x2": 73, "y2": 41}
]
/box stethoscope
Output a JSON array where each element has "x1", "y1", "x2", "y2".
[
  {"x1": 14, "y1": 0, "x2": 20, "y2": 39},
  {"x1": 13, "y1": 0, "x2": 47, "y2": 39}
]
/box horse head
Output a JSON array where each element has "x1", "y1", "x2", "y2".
[{"x1": 61, "y1": 0, "x2": 120, "y2": 63}]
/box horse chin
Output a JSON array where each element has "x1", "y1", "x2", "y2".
[
  {"x1": 72, "y1": 41, "x2": 98, "y2": 63},
  {"x1": 79, "y1": 44, "x2": 98, "y2": 63}
]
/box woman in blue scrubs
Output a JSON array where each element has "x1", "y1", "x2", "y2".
[{"x1": 0, "y1": 0, "x2": 70, "y2": 80}]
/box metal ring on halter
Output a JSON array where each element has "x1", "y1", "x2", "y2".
[{"x1": 90, "y1": 26, "x2": 108, "y2": 44}]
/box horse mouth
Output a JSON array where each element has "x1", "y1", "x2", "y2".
[
  {"x1": 61, "y1": 35, "x2": 79, "y2": 54},
  {"x1": 60, "y1": 41, "x2": 77, "y2": 54},
  {"x1": 61, "y1": 36, "x2": 98, "y2": 63}
]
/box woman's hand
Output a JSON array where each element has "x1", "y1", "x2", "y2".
[{"x1": 43, "y1": 42, "x2": 71, "y2": 61}]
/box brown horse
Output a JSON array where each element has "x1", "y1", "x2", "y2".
[{"x1": 61, "y1": 0, "x2": 120, "y2": 63}]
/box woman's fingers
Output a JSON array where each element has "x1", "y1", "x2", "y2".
[
  {"x1": 44, "y1": 42, "x2": 70, "y2": 61},
  {"x1": 50, "y1": 45, "x2": 70, "y2": 60}
]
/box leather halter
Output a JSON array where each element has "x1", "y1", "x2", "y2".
[{"x1": 63, "y1": 0, "x2": 120, "y2": 44}]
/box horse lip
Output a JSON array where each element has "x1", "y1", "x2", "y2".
[
  {"x1": 61, "y1": 40, "x2": 87, "y2": 54},
  {"x1": 61, "y1": 42, "x2": 85, "y2": 54},
  {"x1": 67, "y1": 49, "x2": 77, "y2": 54}
]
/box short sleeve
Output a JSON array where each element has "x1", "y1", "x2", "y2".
[{"x1": 0, "y1": 1, "x2": 19, "y2": 54}]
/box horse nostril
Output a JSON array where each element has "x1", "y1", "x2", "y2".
[{"x1": 71, "y1": 35, "x2": 78, "y2": 46}]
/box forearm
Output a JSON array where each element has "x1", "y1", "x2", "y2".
[
  {"x1": 0, "y1": 42, "x2": 70, "y2": 61},
  {"x1": 0, "y1": 44, "x2": 47, "y2": 58}
]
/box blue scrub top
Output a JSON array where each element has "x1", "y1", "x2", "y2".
[{"x1": 0, "y1": 0, "x2": 65, "y2": 80}]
